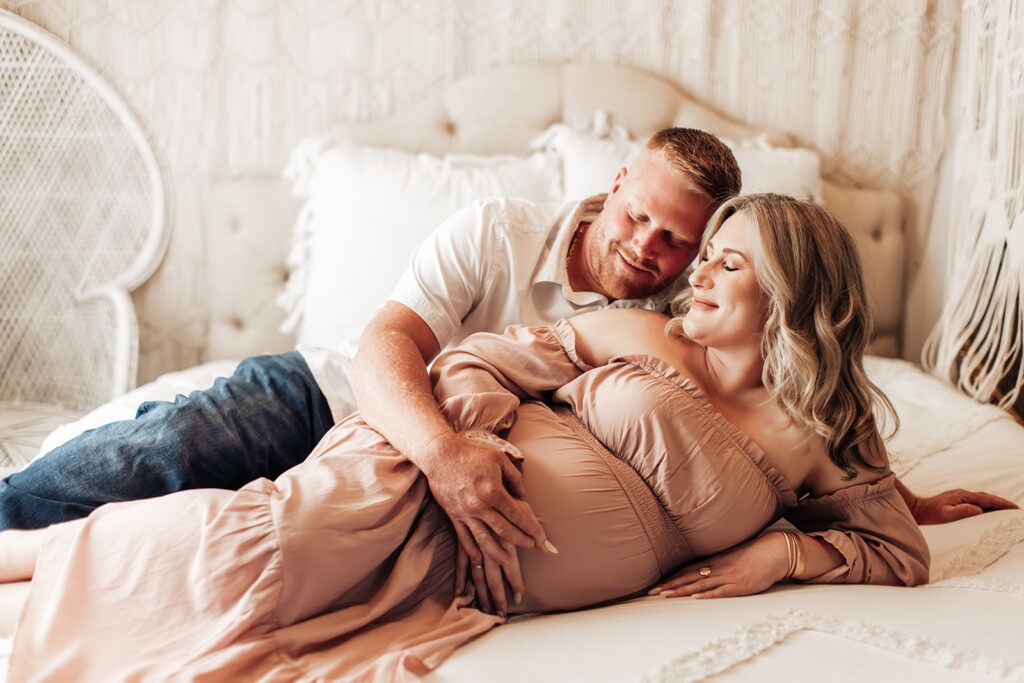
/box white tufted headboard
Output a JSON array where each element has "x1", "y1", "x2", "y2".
[{"x1": 205, "y1": 63, "x2": 905, "y2": 362}]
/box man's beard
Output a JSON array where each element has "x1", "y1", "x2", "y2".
[{"x1": 591, "y1": 238, "x2": 663, "y2": 301}]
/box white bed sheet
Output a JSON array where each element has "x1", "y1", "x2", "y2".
[{"x1": 3, "y1": 356, "x2": 1023, "y2": 682}]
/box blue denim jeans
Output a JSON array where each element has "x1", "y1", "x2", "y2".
[{"x1": 0, "y1": 352, "x2": 335, "y2": 530}]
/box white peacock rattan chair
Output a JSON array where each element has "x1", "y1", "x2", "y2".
[{"x1": 0, "y1": 10, "x2": 169, "y2": 476}]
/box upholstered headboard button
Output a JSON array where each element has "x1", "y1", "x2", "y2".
[
  {"x1": 206, "y1": 179, "x2": 300, "y2": 361},
  {"x1": 821, "y1": 180, "x2": 905, "y2": 354}
]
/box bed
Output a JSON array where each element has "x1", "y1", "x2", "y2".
[{"x1": 2, "y1": 14, "x2": 1023, "y2": 681}]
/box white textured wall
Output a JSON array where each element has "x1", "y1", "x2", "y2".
[{"x1": 0, "y1": 0, "x2": 961, "y2": 381}]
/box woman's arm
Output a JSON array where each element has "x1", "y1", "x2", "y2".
[
  {"x1": 651, "y1": 532, "x2": 845, "y2": 599},
  {"x1": 566, "y1": 308, "x2": 675, "y2": 368},
  {"x1": 653, "y1": 471, "x2": 931, "y2": 599},
  {"x1": 429, "y1": 322, "x2": 592, "y2": 427},
  {"x1": 783, "y1": 472, "x2": 931, "y2": 586}
]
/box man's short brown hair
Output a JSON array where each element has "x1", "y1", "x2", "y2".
[{"x1": 646, "y1": 128, "x2": 741, "y2": 204}]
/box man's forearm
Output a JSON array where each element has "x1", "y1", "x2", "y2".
[
  {"x1": 351, "y1": 310, "x2": 550, "y2": 558},
  {"x1": 351, "y1": 328, "x2": 453, "y2": 472}
]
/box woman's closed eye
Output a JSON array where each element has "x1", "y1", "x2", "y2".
[{"x1": 699, "y1": 252, "x2": 739, "y2": 272}]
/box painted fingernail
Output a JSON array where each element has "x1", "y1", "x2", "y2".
[
  {"x1": 692, "y1": 593, "x2": 704, "y2": 599},
  {"x1": 513, "y1": 592, "x2": 523, "y2": 604},
  {"x1": 647, "y1": 587, "x2": 662, "y2": 596},
  {"x1": 543, "y1": 540, "x2": 559, "y2": 554},
  {"x1": 659, "y1": 590, "x2": 674, "y2": 598}
]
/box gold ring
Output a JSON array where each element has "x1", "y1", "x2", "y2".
[{"x1": 699, "y1": 566, "x2": 712, "y2": 577}]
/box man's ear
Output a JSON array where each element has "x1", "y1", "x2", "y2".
[{"x1": 608, "y1": 166, "x2": 628, "y2": 196}]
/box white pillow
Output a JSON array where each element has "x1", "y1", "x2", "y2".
[
  {"x1": 730, "y1": 135, "x2": 824, "y2": 203},
  {"x1": 534, "y1": 120, "x2": 823, "y2": 204},
  {"x1": 278, "y1": 140, "x2": 562, "y2": 348},
  {"x1": 531, "y1": 122, "x2": 644, "y2": 200}
]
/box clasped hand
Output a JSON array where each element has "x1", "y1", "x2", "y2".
[{"x1": 422, "y1": 430, "x2": 553, "y2": 616}]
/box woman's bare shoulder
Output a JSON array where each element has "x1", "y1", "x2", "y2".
[
  {"x1": 567, "y1": 309, "x2": 687, "y2": 367},
  {"x1": 570, "y1": 307, "x2": 669, "y2": 330}
]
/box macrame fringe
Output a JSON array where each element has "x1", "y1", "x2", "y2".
[
  {"x1": 923, "y1": 0, "x2": 1024, "y2": 409},
  {"x1": 925, "y1": 244, "x2": 1023, "y2": 408}
]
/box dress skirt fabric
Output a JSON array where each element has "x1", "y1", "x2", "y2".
[
  {"x1": 11, "y1": 416, "x2": 500, "y2": 682},
  {"x1": 8, "y1": 321, "x2": 928, "y2": 681}
]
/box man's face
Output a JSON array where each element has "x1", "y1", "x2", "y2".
[{"x1": 578, "y1": 150, "x2": 716, "y2": 301}]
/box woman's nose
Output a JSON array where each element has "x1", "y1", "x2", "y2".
[{"x1": 689, "y1": 260, "x2": 709, "y2": 288}]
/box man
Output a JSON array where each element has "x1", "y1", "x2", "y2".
[{"x1": 1, "y1": 128, "x2": 1012, "y2": 556}]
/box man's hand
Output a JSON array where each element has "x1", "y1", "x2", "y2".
[
  {"x1": 910, "y1": 488, "x2": 1019, "y2": 525},
  {"x1": 423, "y1": 431, "x2": 553, "y2": 565}
]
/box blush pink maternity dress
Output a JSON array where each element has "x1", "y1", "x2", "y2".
[{"x1": 9, "y1": 321, "x2": 929, "y2": 682}]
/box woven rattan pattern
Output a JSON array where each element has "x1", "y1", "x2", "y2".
[{"x1": 0, "y1": 13, "x2": 166, "y2": 469}]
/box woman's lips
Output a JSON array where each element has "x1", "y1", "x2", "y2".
[{"x1": 690, "y1": 298, "x2": 718, "y2": 310}]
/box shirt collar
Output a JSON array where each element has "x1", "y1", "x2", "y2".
[{"x1": 535, "y1": 195, "x2": 607, "y2": 305}]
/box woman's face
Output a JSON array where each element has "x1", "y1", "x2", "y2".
[{"x1": 682, "y1": 212, "x2": 766, "y2": 349}]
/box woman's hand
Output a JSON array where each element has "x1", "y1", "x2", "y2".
[
  {"x1": 651, "y1": 534, "x2": 790, "y2": 599},
  {"x1": 455, "y1": 538, "x2": 523, "y2": 617}
]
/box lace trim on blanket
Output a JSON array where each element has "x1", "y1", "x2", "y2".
[
  {"x1": 932, "y1": 575, "x2": 1024, "y2": 596},
  {"x1": 929, "y1": 517, "x2": 1024, "y2": 583},
  {"x1": 640, "y1": 609, "x2": 1024, "y2": 682}
]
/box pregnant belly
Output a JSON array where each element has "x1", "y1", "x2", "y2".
[{"x1": 508, "y1": 403, "x2": 664, "y2": 614}]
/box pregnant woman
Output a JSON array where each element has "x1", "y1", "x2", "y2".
[{"x1": 0, "y1": 194, "x2": 928, "y2": 682}]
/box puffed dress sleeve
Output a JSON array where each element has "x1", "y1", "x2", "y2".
[
  {"x1": 784, "y1": 472, "x2": 930, "y2": 586},
  {"x1": 429, "y1": 319, "x2": 592, "y2": 435}
]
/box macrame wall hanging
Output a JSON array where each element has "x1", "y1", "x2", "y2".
[{"x1": 923, "y1": 0, "x2": 1024, "y2": 409}]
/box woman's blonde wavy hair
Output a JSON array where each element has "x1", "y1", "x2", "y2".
[{"x1": 667, "y1": 193, "x2": 896, "y2": 479}]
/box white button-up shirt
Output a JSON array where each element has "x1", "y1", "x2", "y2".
[{"x1": 302, "y1": 195, "x2": 688, "y2": 421}]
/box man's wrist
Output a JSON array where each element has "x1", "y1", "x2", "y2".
[{"x1": 408, "y1": 428, "x2": 461, "y2": 475}]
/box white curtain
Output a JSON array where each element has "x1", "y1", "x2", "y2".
[
  {"x1": 924, "y1": 0, "x2": 1024, "y2": 408},
  {"x1": 1, "y1": 0, "x2": 960, "y2": 381}
]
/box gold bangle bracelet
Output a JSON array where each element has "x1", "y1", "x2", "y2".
[
  {"x1": 780, "y1": 531, "x2": 795, "y2": 579},
  {"x1": 786, "y1": 532, "x2": 806, "y2": 580}
]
